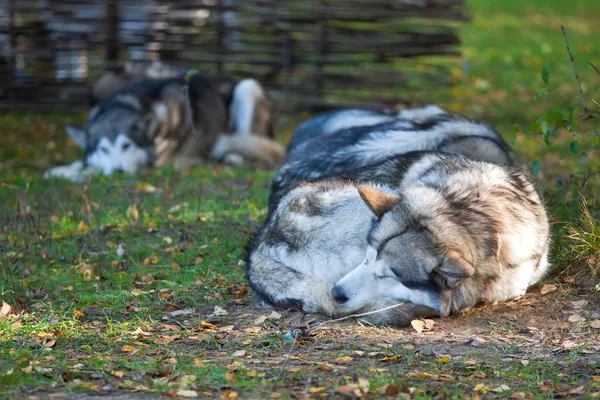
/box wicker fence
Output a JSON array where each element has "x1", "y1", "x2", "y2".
[{"x1": 0, "y1": 0, "x2": 468, "y2": 112}]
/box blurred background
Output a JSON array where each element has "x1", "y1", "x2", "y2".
[
  {"x1": 0, "y1": 0, "x2": 598, "y2": 188},
  {"x1": 0, "y1": 0, "x2": 467, "y2": 111}
]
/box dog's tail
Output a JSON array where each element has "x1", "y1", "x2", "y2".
[{"x1": 210, "y1": 133, "x2": 285, "y2": 165}]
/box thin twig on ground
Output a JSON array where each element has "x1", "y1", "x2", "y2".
[
  {"x1": 589, "y1": 62, "x2": 600, "y2": 77},
  {"x1": 561, "y1": 25, "x2": 588, "y2": 114}
]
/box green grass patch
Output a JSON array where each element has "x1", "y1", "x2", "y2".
[{"x1": 1, "y1": 0, "x2": 600, "y2": 398}]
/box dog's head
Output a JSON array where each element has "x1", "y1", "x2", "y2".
[
  {"x1": 67, "y1": 94, "x2": 169, "y2": 175},
  {"x1": 331, "y1": 185, "x2": 477, "y2": 325}
]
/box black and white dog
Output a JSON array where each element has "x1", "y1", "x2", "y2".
[
  {"x1": 246, "y1": 106, "x2": 550, "y2": 326},
  {"x1": 45, "y1": 72, "x2": 283, "y2": 180}
]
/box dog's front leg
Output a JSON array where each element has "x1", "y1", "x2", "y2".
[{"x1": 247, "y1": 261, "x2": 343, "y2": 318}]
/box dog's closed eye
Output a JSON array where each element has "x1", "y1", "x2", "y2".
[
  {"x1": 100, "y1": 146, "x2": 110, "y2": 154},
  {"x1": 122, "y1": 142, "x2": 130, "y2": 151}
]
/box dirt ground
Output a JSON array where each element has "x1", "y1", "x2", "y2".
[{"x1": 16, "y1": 281, "x2": 599, "y2": 400}]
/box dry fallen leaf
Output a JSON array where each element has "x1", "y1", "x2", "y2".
[
  {"x1": 0, "y1": 301, "x2": 11, "y2": 317},
  {"x1": 221, "y1": 390, "x2": 238, "y2": 399},
  {"x1": 153, "y1": 337, "x2": 175, "y2": 345},
  {"x1": 169, "y1": 308, "x2": 194, "y2": 317},
  {"x1": 308, "y1": 387, "x2": 327, "y2": 394},
  {"x1": 569, "y1": 386, "x2": 585, "y2": 395},
  {"x1": 411, "y1": 320, "x2": 425, "y2": 333},
  {"x1": 336, "y1": 383, "x2": 362, "y2": 397},
  {"x1": 135, "y1": 183, "x2": 160, "y2": 193},
  {"x1": 568, "y1": 314, "x2": 585, "y2": 323},
  {"x1": 121, "y1": 345, "x2": 135, "y2": 353},
  {"x1": 111, "y1": 370, "x2": 125, "y2": 378},
  {"x1": 591, "y1": 320, "x2": 600, "y2": 329},
  {"x1": 335, "y1": 355, "x2": 353, "y2": 363},
  {"x1": 520, "y1": 359, "x2": 530, "y2": 366},
  {"x1": 235, "y1": 285, "x2": 248, "y2": 300},
  {"x1": 540, "y1": 284, "x2": 557, "y2": 295},
  {"x1": 492, "y1": 384, "x2": 511, "y2": 393},
  {"x1": 435, "y1": 355, "x2": 451, "y2": 364},
  {"x1": 380, "y1": 384, "x2": 400, "y2": 396},
  {"x1": 562, "y1": 340, "x2": 579, "y2": 350},
  {"x1": 21, "y1": 364, "x2": 33, "y2": 374},
  {"x1": 253, "y1": 315, "x2": 268, "y2": 325},
  {"x1": 201, "y1": 320, "x2": 217, "y2": 330},
  {"x1": 570, "y1": 300, "x2": 588, "y2": 309},
  {"x1": 128, "y1": 204, "x2": 140, "y2": 222},
  {"x1": 177, "y1": 389, "x2": 198, "y2": 398},
  {"x1": 213, "y1": 306, "x2": 229, "y2": 316},
  {"x1": 225, "y1": 372, "x2": 236, "y2": 383},
  {"x1": 424, "y1": 319, "x2": 435, "y2": 330},
  {"x1": 267, "y1": 311, "x2": 282, "y2": 320},
  {"x1": 232, "y1": 350, "x2": 246, "y2": 357},
  {"x1": 143, "y1": 256, "x2": 158, "y2": 265}
]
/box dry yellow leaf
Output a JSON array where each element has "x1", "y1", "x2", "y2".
[
  {"x1": 308, "y1": 387, "x2": 326, "y2": 394},
  {"x1": 435, "y1": 355, "x2": 451, "y2": 364},
  {"x1": 121, "y1": 345, "x2": 135, "y2": 353},
  {"x1": 220, "y1": 390, "x2": 238, "y2": 399},
  {"x1": 143, "y1": 256, "x2": 158, "y2": 265},
  {"x1": 201, "y1": 320, "x2": 217, "y2": 330},
  {"x1": 335, "y1": 355, "x2": 353, "y2": 363},
  {"x1": 128, "y1": 204, "x2": 139, "y2": 222},
  {"x1": 78, "y1": 220, "x2": 89, "y2": 233}
]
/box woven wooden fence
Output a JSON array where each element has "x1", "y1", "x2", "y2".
[{"x1": 0, "y1": 0, "x2": 468, "y2": 112}]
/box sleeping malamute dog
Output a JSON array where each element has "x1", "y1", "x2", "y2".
[
  {"x1": 44, "y1": 73, "x2": 283, "y2": 180},
  {"x1": 247, "y1": 152, "x2": 550, "y2": 326},
  {"x1": 246, "y1": 107, "x2": 549, "y2": 326}
]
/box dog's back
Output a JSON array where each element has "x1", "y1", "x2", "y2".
[
  {"x1": 271, "y1": 108, "x2": 517, "y2": 206},
  {"x1": 287, "y1": 108, "x2": 396, "y2": 153}
]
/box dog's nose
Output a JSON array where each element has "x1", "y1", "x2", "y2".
[{"x1": 331, "y1": 285, "x2": 349, "y2": 303}]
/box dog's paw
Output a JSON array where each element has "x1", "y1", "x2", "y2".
[
  {"x1": 44, "y1": 160, "x2": 85, "y2": 179},
  {"x1": 222, "y1": 153, "x2": 245, "y2": 166},
  {"x1": 209, "y1": 135, "x2": 231, "y2": 161},
  {"x1": 44, "y1": 161, "x2": 101, "y2": 182}
]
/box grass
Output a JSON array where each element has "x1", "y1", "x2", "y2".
[{"x1": 1, "y1": 0, "x2": 600, "y2": 398}]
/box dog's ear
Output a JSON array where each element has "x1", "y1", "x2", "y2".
[
  {"x1": 65, "y1": 125, "x2": 87, "y2": 149},
  {"x1": 435, "y1": 250, "x2": 475, "y2": 289},
  {"x1": 358, "y1": 185, "x2": 401, "y2": 219}
]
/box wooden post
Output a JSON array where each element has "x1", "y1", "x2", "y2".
[
  {"x1": 105, "y1": 0, "x2": 119, "y2": 70},
  {"x1": 314, "y1": 0, "x2": 327, "y2": 98},
  {"x1": 215, "y1": 0, "x2": 224, "y2": 75},
  {"x1": 7, "y1": 0, "x2": 16, "y2": 103},
  {"x1": 281, "y1": 31, "x2": 294, "y2": 114}
]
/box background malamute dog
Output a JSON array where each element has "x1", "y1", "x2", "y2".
[
  {"x1": 45, "y1": 73, "x2": 283, "y2": 179},
  {"x1": 270, "y1": 105, "x2": 518, "y2": 206},
  {"x1": 246, "y1": 152, "x2": 550, "y2": 326}
]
